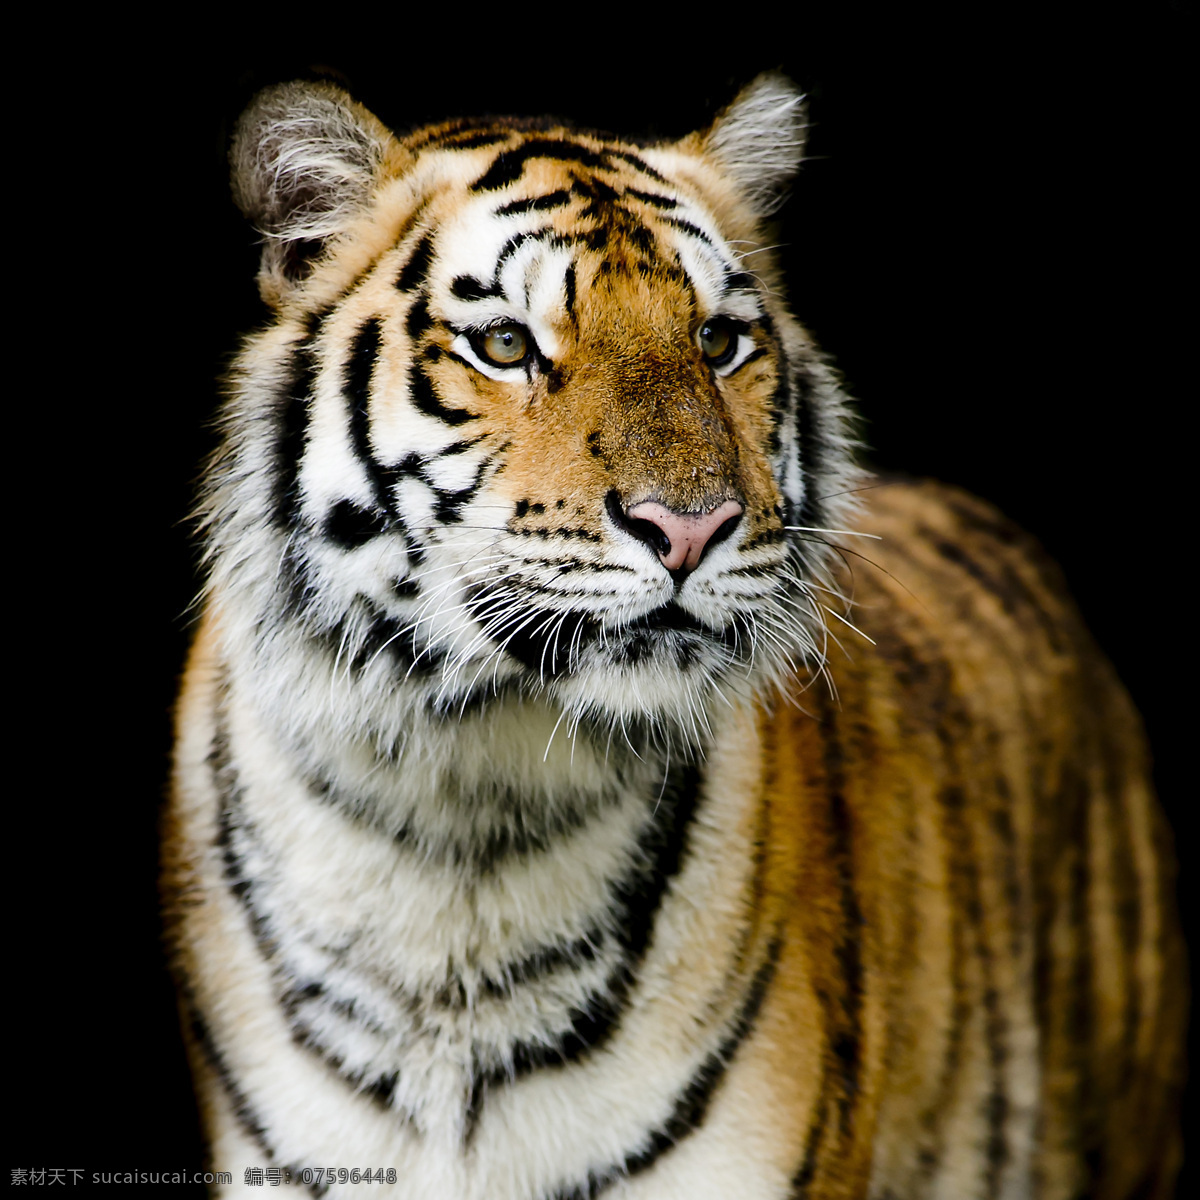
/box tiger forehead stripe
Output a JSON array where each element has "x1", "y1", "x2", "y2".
[
  {"x1": 626, "y1": 188, "x2": 679, "y2": 210},
  {"x1": 470, "y1": 137, "x2": 671, "y2": 194},
  {"x1": 471, "y1": 139, "x2": 612, "y2": 192},
  {"x1": 444, "y1": 175, "x2": 747, "y2": 322},
  {"x1": 495, "y1": 191, "x2": 573, "y2": 217}
]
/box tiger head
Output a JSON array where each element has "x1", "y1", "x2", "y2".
[{"x1": 207, "y1": 75, "x2": 859, "y2": 751}]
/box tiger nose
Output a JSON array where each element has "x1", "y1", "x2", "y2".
[{"x1": 613, "y1": 495, "x2": 744, "y2": 574}]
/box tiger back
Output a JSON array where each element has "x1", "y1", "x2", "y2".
[{"x1": 164, "y1": 75, "x2": 1185, "y2": 1198}]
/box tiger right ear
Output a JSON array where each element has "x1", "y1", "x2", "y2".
[
  {"x1": 231, "y1": 82, "x2": 395, "y2": 307},
  {"x1": 703, "y1": 72, "x2": 807, "y2": 217}
]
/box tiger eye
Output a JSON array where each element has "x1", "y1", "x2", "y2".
[
  {"x1": 698, "y1": 319, "x2": 734, "y2": 364},
  {"x1": 479, "y1": 323, "x2": 529, "y2": 366}
]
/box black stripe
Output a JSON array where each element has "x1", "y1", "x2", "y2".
[
  {"x1": 405, "y1": 294, "x2": 434, "y2": 340},
  {"x1": 933, "y1": 681, "x2": 1010, "y2": 1194},
  {"x1": 337, "y1": 317, "x2": 431, "y2": 558},
  {"x1": 494, "y1": 230, "x2": 531, "y2": 274},
  {"x1": 791, "y1": 362, "x2": 820, "y2": 530},
  {"x1": 409, "y1": 360, "x2": 480, "y2": 426},
  {"x1": 580, "y1": 225, "x2": 608, "y2": 252},
  {"x1": 545, "y1": 935, "x2": 782, "y2": 1200},
  {"x1": 786, "y1": 703, "x2": 872, "y2": 1197},
  {"x1": 663, "y1": 215, "x2": 716, "y2": 248},
  {"x1": 789, "y1": 1091, "x2": 831, "y2": 1198},
  {"x1": 563, "y1": 263, "x2": 576, "y2": 320},
  {"x1": 271, "y1": 310, "x2": 326, "y2": 529},
  {"x1": 620, "y1": 935, "x2": 781, "y2": 1176},
  {"x1": 183, "y1": 990, "x2": 327, "y2": 1196},
  {"x1": 982, "y1": 1007, "x2": 1010, "y2": 1197},
  {"x1": 443, "y1": 347, "x2": 483, "y2": 373},
  {"x1": 496, "y1": 190, "x2": 572, "y2": 215},
  {"x1": 936, "y1": 490, "x2": 1027, "y2": 550},
  {"x1": 868, "y1": 626, "x2": 971, "y2": 1186},
  {"x1": 606, "y1": 148, "x2": 668, "y2": 183},
  {"x1": 729, "y1": 559, "x2": 787, "y2": 579},
  {"x1": 468, "y1": 591, "x2": 597, "y2": 678},
  {"x1": 395, "y1": 233, "x2": 435, "y2": 293},
  {"x1": 360, "y1": 596, "x2": 441, "y2": 673},
  {"x1": 212, "y1": 722, "x2": 274, "y2": 952},
  {"x1": 931, "y1": 536, "x2": 1056, "y2": 650},
  {"x1": 323, "y1": 500, "x2": 389, "y2": 548},
  {"x1": 989, "y1": 783, "x2": 1025, "y2": 965},
  {"x1": 343, "y1": 316, "x2": 396, "y2": 522},
  {"x1": 935, "y1": 497, "x2": 1070, "y2": 657},
  {"x1": 301, "y1": 759, "x2": 624, "y2": 884},
  {"x1": 432, "y1": 486, "x2": 478, "y2": 525},
  {"x1": 821, "y1": 708, "x2": 865, "y2": 1138},
  {"x1": 480, "y1": 930, "x2": 602, "y2": 999},
  {"x1": 442, "y1": 130, "x2": 511, "y2": 150},
  {"x1": 451, "y1": 274, "x2": 502, "y2": 301},
  {"x1": 471, "y1": 140, "x2": 610, "y2": 192},
  {"x1": 430, "y1": 457, "x2": 489, "y2": 524},
  {"x1": 182, "y1": 991, "x2": 273, "y2": 1159},
  {"x1": 571, "y1": 176, "x2": 619, "y2": 203},
  {"x1": 468, "y1": 792, "x2": 617, "y2": 871},
  {"x1": 280, "y1": 980, "x2": 389, "y2": 1038},
  {"x1": 741, "y1": 526, "x2": 786, "y2": 552},
  {"x1": 627, "y1": 222, "x2": 657, "y2": 255},
  {"x1": 212, "y1": 717, "x2": 413, "y2": 1117},
  {"x1": 275, "y1": 542, "x2": 315, "y2": 620},
  {"x1": 492, "y1": 759, "x2": 706, "y2": 1080},
  {"x1": 283, "y1": 975, "x2": 401, "y2": 1109},
  {"x1": 726, "y1": 270, "x2": 757, "y2": 291},
  {"x1": 784, "y1": 699, "x2": 871, "y2": 1199},
  {"x1": 768, "y1": 356, "x2": 787, "y2": 454},
  {"x1": 288, "y1": 1001, "x2": 401, "y2": 1110},
  {"x1": 626, "y1": 188, "x2": 677, "y2": 209},
  {"x1": 319, "y1": 594, "x2": 443, "y2": 678}
]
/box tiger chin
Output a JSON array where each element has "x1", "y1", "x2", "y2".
[{"x1": 164, "y1": 74, "x2": 1185, "y2": 1199}]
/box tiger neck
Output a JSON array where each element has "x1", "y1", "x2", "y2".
[{"x1": 216, "y1": 664, "x2": 735, "y2": 1136}]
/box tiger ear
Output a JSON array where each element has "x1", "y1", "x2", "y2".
[
  {"x1": 231, "y1": 82, "x2": 395, "y2": 306},
  {"x1": 703, "y1": 72, "x2": 807, "y2": 217}
]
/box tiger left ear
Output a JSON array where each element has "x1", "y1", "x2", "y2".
[
  {"x1": 703, "y1": 72, "x2": 807, "y2": 217},
  {"x1": 230, "y1": 81, "x2": 397, "y2": 307}
]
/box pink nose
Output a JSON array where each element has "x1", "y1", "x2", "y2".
[{"x1": 624, "y1": 499, "x2": 744, "y2": 573}]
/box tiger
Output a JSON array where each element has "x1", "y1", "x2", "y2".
[{"x1": 163, "y1": 73, "x2": 1186, "y2": 1198}]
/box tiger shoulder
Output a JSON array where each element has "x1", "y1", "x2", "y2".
[{"x1": 164, "y1": 73, "x2": 1186, "y2": 1199}]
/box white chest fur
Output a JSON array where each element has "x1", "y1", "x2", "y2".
[{"x1": 174, "y1": 628, "x2": 777, "y2": 1197}]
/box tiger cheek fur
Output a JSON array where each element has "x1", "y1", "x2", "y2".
[{"x1": 165, "y1": 75, "x2": 1185, "y2": 1199}]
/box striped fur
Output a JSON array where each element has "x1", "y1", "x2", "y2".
[{"x1": 165, "y1": 76, "x2": 1185, "y2": 1198}]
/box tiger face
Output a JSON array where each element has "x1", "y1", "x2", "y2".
[{"x1": 211, "y1": 78, "x2": 857, "y2": 747}]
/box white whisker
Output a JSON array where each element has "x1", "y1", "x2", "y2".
[{"x1": 783, "y1": 525, "x2": 881, "y2": 540}]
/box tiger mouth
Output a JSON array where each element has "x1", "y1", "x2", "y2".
[{"x1": 471, "y1": 595, "x2": 735, "y2": 679}]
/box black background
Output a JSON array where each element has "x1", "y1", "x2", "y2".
[{"x1": 15, "y1": 8, "x2": 1190, "y2": 1193}]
